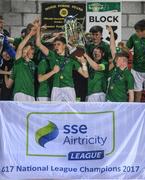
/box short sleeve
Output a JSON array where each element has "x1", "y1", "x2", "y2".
[
  {"x1": 72, "y1": 58, "x2": 81, "y2": 71},
  {"x1": 126, "y1": 35, "x2": 134, "y2": 49},
  {"x1": 126, "y1": 72, "x2": 134, "y2": 90},
  {"x1": 38, "y1": 60, "x2": 47, "y2": 74},
  {"x1": 47, "y1": 50, "x2": 56, "y2": 68},
  {"x1": 10, "y1": 65, "x2": 16, "y2": 80}
]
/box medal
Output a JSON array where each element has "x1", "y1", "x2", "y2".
[
  {"x1": 110, "y1": 86, "x2": 114, "y2": 90},
  {"x1": 60, "y1": 75, "x2": 64, "y2": 79},
  {"x1": 58, "y1": 56, "x2": 69, "y2": 80}
]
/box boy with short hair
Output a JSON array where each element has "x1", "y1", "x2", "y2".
[
  {"x1": 36, "y1": 20, "x2": 88, "y2": 102},
  {"x1": 86, "y1": 25, "x2": 112, "y2": 62},
  {"x1": 106, "y1": 52, "x2": 134, "y2": 102},
  {"x1": 126, "y1": 19, "x2": 145, "y2": 102},
  {"x1": 5, "y1": 27, "x2": 37, "y2": 101},
  {"x1": 82, "y1": 47, "x2": 108, "y2": 102}
]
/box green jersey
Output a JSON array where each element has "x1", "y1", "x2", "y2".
[
  {"x1": 37, "y1": 59, "x2": 51, "y2": 97},
  {"x1": 10, "y1": 57, "x2": 35, "y2": 97},
  {"x1": 106, "y1": 67, "x2": 134, "y2": 102},
  {"x1": 86, "y1": 41, "x2": 112, "y2": 61},
  {"x1": 126, "y1": 33, "x2": 145, "y2": 72},
  {"x1": 47, "y1": 50, "x2": 81, "y2": 88},
  {"x1": 88, "y1": 59, "x2": 108, "y2": 95},
  {"x1": 13, "y1": 37, "x2": 23, "y2": 50}
]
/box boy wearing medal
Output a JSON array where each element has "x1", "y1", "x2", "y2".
[
  {"x1": 78, "y1": 47, "x2": 108, "y2": 102},
  {"x1": 106, "y1": 52, "x2": 134, "y2": 102},
  {"x1": 36, "y1": 20, "x2": 88, "y2": 102}
]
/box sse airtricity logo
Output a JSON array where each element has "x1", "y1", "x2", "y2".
[
  {"x1": 35, "y1": 121, "x2": 59, "y2": 147},
  {"x1": 27, "y1": 111, "x2": 115, "y2": 158}
]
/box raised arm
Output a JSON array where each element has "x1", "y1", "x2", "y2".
[
  {"x1": 16, "y1": 27, "x2": 37, "y2": 60},
  {"x1": 44, "y1": 32, "x2": 64, "y2": 43},
  {"x1": 36, "y1": 21, "x2": 49, "y2": 56},
  {"x1": 106, "y1": 25, "x2": 116, "y2": 59}
]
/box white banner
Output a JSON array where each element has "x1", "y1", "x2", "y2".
[
  {"x1": 0, "y1": 102, "x2": 145, "y2": 179},
  {"x1": 86, "y1": 1, "x2": 121, "y2": 44}
]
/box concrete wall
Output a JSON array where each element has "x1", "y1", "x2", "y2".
[
  {"x1": 0, "y1": 0, "x2": 145, "y2": 41},
  {"x1": 122, "y1": 1, "x2": 145, "y2": 41}
]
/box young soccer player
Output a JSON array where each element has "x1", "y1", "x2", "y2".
[
  {"x1": 36, "y1": 20, "x2": 88, "y2": 102},
  {"x1": 106, "y1": 52, "x2": 134, "y2": 102},
  {"x1": 4, "y1": 26, "x2": 37, "y2": 101},
  {"x1": 86, "y1": 25, "x2": 112, "y2": 62},
  {"x1": 105, "y1": 25, "x2": 134, "y2": 102},
  {"x1": 79, "y1": 48, "x2": 108, "y2": 102},
  {"x1": 126, "y1": 19, "x2": 145, "y2": 102},
  {"x1": 37, "y1": 59, "x2": 60, "y2": 101}
]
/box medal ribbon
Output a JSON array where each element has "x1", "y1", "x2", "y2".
[{"x1": 57, "y1": 56, "x2": 69, "y2": 79}]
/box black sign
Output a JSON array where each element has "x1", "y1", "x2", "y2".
[{"x1": 41, "y1": 2, "x2": 86, "y2": 31}]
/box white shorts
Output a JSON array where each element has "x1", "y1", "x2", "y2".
[
  {"x1": 37, "y1": 97, "x2": 50, "y2": 101},
  {"x1": 86, "y1": 92, "x2": 106, "y2": 102},
  {"x1": 131, "y1": 69, "x2": 145, "y2": 91},
  {"x1": 51, "y1": 87, "x2": 76, "y2": 102},
  {"x1": 14, "y1": 92, "x2": 35, "y2": 101}
]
